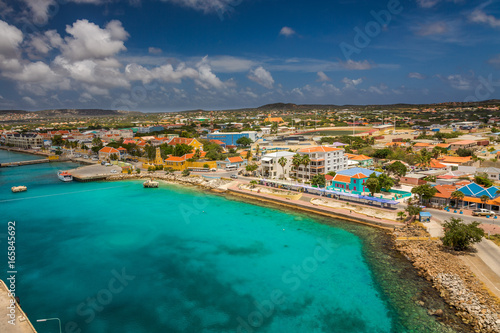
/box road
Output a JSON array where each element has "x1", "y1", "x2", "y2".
[
  {"x1": 429, "y1": 209, "x2": 500, "y2": 227},
  {"x1": 427, "y1": 208, "x2": 500, "y2": 297}
]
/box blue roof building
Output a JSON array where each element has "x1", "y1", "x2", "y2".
[
  {"x1": 337, "y1": 167, "x2": 381, "y2": 177},
  {"x1": 458, "y1": 182, "x2": 500, "y2": 199}
]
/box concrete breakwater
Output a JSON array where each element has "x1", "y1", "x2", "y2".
[{"x1": 395, "y1": 232, "x2": 500, "y2": 333}]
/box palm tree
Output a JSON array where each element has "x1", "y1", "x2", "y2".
[
  {"x1": 278, "y1": 156, "x2": 288, "y2": 179},
  {"x1": 292, "y1": 153, "x2": 302, "y2": 178},
  {"x1": 246, "y1": 149, "x2": 252, "y2": 162},
  {"x1": 301, "y1": 154, "x2": 311, "y2": 175},
  {"x1": 450, "y1": 190, "x2": 464, "y2": 208},
  {"x1": 480, "y1": 195, "x2": 490, "y2": 208},
  {"x1": 255, "y1": 144, "x2": 260, "y2": 157},
  {"x1": 397, "y1": 211, "x2": 406, "y2": 221}
]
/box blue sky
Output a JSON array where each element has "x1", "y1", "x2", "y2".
[{"x1": 0, "y1": 0, "x2": 500, "y2": 112}]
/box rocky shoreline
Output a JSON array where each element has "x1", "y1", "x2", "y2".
[
  {"x1": 394, "y1": 227, "x2": 500, "y2": 333},
  {"x1": 104, "y1": 172, "x2": 234, "y2": 190}
]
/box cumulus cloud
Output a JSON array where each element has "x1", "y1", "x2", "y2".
[
  {"x1": 148, "y1": 47, "x2": 162, "y2": 54},
  {"x1": 195, "y1": 56, "x2": 225, "y2": 89},
  {"x1": 248, "y1": 66, "x2": 274, "y2": 89},
  {"x1": 279, "y1": 26, "x2": 296, "y2": 37},
  {"x1": 339, "y1": 59, "x2": 372, "y2": 70},
  {"x1": 342, "y1": 77, "x2": 363, "y2": 88},
  {"x1": 469, "y1": 9, "x2": 500, "y2": 28},
  {"x1": 0, "y1": 20, "x2": 23, "y2": 72},
  {"x1": 316, "y1": 71, "x2": 330, "y2": 82},
  {"x1": 60, "y1": 19, "x2": 129, "y2": 61},
  {"x1": 408, "y1": 72, "x2": 426, "y2": 79}
]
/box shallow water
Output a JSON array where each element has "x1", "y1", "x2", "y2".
[{"x1": 0, "y1": 151, "x2": 467, "y2": 333}]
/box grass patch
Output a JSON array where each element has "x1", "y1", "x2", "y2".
[{"x1": 486, "y1": 234, "x2": 500, "y2": 247}]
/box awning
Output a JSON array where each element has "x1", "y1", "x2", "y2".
[
  {"x1": 261, "y1": 157, "x2": 273, "y2": 162},
  {"x1": 419, "y1": 212, "x2": 432, "y2": 217}
]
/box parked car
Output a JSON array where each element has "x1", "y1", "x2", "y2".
[
  {"x1": 110, "y1": 169, "x2": 118, "y2": 174},
  {"x1": 230, "y1": 174, "x2": 238, "y2": 179},
  {"x1": 210, "y1": 168, "x2": 217, "y2": 172},
  {"x1": 105, "y1": 162, "x2": 112, "y2": 166},
  {"x1": 472, "y1": 209, "x2": 496, "y2": 216}
]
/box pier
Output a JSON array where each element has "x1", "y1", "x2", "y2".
[
  {"x1": 0, "y1": 159, "x2": 51, "y2": 167},
  {"x1": 70, "y1": 164, "x2": 123, "y2": 182},
  {"x1": 0, "y1": 280, "x2": 37, "y2": 333}
]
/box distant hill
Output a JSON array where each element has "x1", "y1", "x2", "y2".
[{"x1": 0, "y1": 109, "x2": 143, "y2": 117}]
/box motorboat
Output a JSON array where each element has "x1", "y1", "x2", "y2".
[{"x1": 58, "y1": 170, "x2": 73, "y2": 182}]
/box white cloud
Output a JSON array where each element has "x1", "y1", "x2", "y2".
[
  {"x1": 469, "y1": 9, "x2": 500, "y2": 28},
  {"x1": 342, "y1": 77, "x2": 363, "y2": 88},
  {"x1": 22, "y1": 96, "x2": 36, "y2": 106},
  {"x1": 0, "y1": 20, "x2": 23, "y2": 59},
  {"x1": 195, "y1": 56, "x2": 225, "y2": 89},
  {"x1": 339, "y1": 59, "x2": 372, "y2": 70},
  {"x1": 415, "y1": 22, "x2": 448, "y2": 36},
  {"x1": 148, "y1": 47, "x2": 162, "y2": 54},
  {"x1": 279, "y1": 26, "x2": 296, "y2": 37},
  {"x1": 159, "y1": 0, "x2": 240, "y2": 15},
  {"x1": 208, "y1": 56, "x2": 256, "y2": 73},
  {"x1": 316, "y1": 71, "x2": 330, "y2": 82},
  {"x1": 416, "y1": 0, "x2": 462, "y2": 8},
  {"x1": 488, "y1": 54, "x2": 500, "y2": 68},
  {"x1": 61, "y1": 19, "x2": 129, "y2": 61},
  {"x1": 248, "y1": 66, "x2": 274, "y2": 89},
  {"x1": 440, "y1": 74, "x2": 472, "y2": 90},
  {"x1": 408, "y1": 72, "x2": 425, "y2": 79}
]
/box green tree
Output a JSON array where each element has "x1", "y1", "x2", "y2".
[
  {"x1": 411, "y1": 184, "x2": 437, "y2": 204},
  {"x1": 415, "y1": 149, "x2": 431, "y2": 168},
  {"x1": 441, "y1": 218, "x2": 484, "y2": 251},
  {"x1": 327, "y1": 171, "x2": 336, "y2": 177},
  {"x1": 311, "y1": 174, "x2": 326, "y2": 188},
  {"x1": 271, "y1": 122, "x2": 278, "y2": 134},
  {"x1": 405, "y1": 204, "x2": 422, "y2": 221},
  {"x1": 431, "y1": 146, "x2": 448, "y2": 158},
  {"x1": 300, "y1": 154, "x2": 311, "y2": 171},
  {"x1": 475, "y1": 173, "x2": 493, "y2": 187},
  {"x1": 386, "y1": 161, "x2": 407, "y2": 178},
  {"x1": 173, "y1": 144, "x2": 194, "y2": 157},
  {"x1": 378, "y1": 173, "x2": 394, "y2": 192},
  {"x1": 182, "y1": 169, "x2": 190, "y2": 177},
  {"x1": 203, "y1": 163, "x2": 210, "y2": 169},
  {"x1": 365, "y1": 176, "x2": 380, "y2": 196},
  {"x1": 91, "y1": 137, "x2": 103, "y2": 153},
  {"x1": 52, "y1": 135, "x2": 64, "y2": 146},
  {"x1": 278, "y1": 156, "x2": 288, "y2": 178},
  {"x1": 397, "y1": 211, "x2": 407, "y2": 221},
  {"x1": 144, "y1": 145, "x2": 156, "y2": 161},
  {"x1": 450, "y1": 190, "x2": 464, "y2": 208},
  {"x1": 236, "y1": 136, "x2": 253, "y2": 146},
  {"x1": 480, "y1": 194, "x2": 490, "y2": 207},
  {"x1": 246, "y1": 164, "x2": 258, "y2": 172},
  {"x1": 456, "y1": 148, "x2": 473, "y2": 157}
]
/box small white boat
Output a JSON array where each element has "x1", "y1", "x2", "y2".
[
  {"x1": 143, "y1": 179, "x2": 159, "y2": 188},
  {"x1": 11, "y1": 186, "x2": 27, "y2": 193},
  {"x1": 58, "y1": 170, "x2": 73, "y2": 182}
]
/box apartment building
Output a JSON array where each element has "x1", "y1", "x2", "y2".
[{"x1": 294, "y1": 146, "x2": 348, "y2": 180}]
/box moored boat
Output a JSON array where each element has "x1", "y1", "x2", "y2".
[
  {"x1": 11, "y1": 186, "x2": 27, "y2": 193},
  {"x1": 143, "y1": 179, "x2": 159, "y2": 188},
  {"x1": 58, "y1": 170, "x2": 73, "y2": 182}
]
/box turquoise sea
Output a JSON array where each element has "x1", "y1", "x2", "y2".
[{"x1": 0, "y1": 150, "x2": 468, "y2": 333}]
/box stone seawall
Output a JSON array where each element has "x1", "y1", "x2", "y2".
[{"x1": 395, "y1": 233, "x2": 500, "y2": 333}]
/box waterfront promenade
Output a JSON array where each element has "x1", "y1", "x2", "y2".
[{"x1": 0, "y1": 280, "x2": 37, "y2": 333}]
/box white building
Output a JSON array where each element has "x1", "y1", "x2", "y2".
[
  {"x1": 260, "y1": 151, "x2": 295, "y2": 179},
  {"x1": 294, "y1": 146, "x2": 348, "y2": 181}
]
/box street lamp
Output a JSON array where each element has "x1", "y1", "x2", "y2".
[{"x1": 37, "y1": 318, "x2": 61, "y2": 333}]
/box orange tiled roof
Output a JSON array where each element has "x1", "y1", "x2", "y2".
[
  {"x1": 436, "y1": 143, "x2": 450, "y2": 148},
  {"x1": 165, "y1": 156, "x2": 185, "y2": 162},
  {"x1": 333, "y1": 174, "x2": 351, "y2": 183},
  {"x1": 227, "y1": 156, "x2": 244, "y2": 163},
  {"x1": 451, "y1": 140, "x2": 477, "y2": 145},
  {"x1": 351, "y1": 173, "x2": 367, "y2": 179},
  {"x1": 350, "y1": 154, "x2": 372, "y2": 161},
  {"x1": 438, "y1": 156, "x2": 472, "y2": 164},
  {"x1": 414, "y1": 142, "x2": 431, "y2": 147},
  {"x1": 168, "y1": 137, "x2": 195, "y2": 145},
  {"x1": 99, "y1": 146, "x2": 119, "y2": 154}
]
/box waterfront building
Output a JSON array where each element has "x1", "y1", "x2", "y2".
[
  {"x1": 293, "y1": 146, "x2": 348, "y2": 181},
  {"x1": 4, "y1": 133, "x2": 43, "y2": 148},
  {"x1": 98, "y1": 146, "x2": 121, "y2": 160},
  {"x1": 260, "y1": 151, "x2": 295, "y2": 179},
  {"x1": 345, "y1": 154, "x2": 374, "y2": 167},
  {"x1": 206, "y1": 132, "x2": 256, "y2": 146}
]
